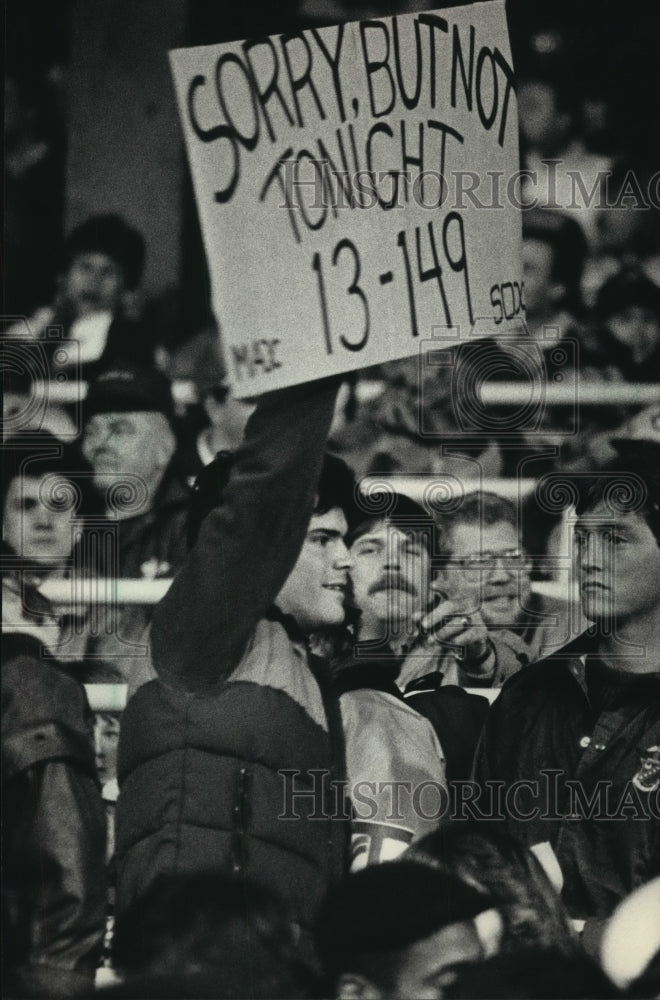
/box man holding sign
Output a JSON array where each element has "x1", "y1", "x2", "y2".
[
  {"x1": 115, "y1": 0, "x2": 523, "y2": 955},
  {"x1": 114, "y1": 379, "x2": 356, "y2": 943}
]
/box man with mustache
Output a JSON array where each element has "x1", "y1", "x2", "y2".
[
  {"x1": 330, "y1": 493, "x2": 450, "y2": 865},
  {"x1": 329, "y1": 492, "x2": 526, "y2": 857},
  {"x1": 350, "y1": 491, "x2": 530, "y2": 697},
  {"x1": 475, "y1": 440, "x2": 660, "y2": 934}
]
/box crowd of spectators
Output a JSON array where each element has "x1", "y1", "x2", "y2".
[{"x1": 2, "y1": 1, "x2": 659, "y2": 998}]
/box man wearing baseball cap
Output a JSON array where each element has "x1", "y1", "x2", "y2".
[
  {"x1": 80, "y1": 363, "x2": 191, "y2": 680},
  {"x1": 315, "y1": 860, "x2": 502, "y2": 999}
]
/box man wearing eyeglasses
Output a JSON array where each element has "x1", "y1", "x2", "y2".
[
  {"x1": 438, "y1": 497, "x2": 532, "y2": 634},
  {"x1": 397, "y1": 491, "x2": 533, "y2": 694}
]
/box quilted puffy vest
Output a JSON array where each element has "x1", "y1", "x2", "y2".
[{"x1": 115, "y1": 619, "x2": 349, "y2": 932}]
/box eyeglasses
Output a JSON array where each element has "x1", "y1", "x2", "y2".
[{"x1": 444, "y1": 548, "x2": 527, "y2": 570}]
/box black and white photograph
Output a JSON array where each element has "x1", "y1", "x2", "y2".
[{"x1": 3, "y1": 1, "x2": 660, "y2": 997}]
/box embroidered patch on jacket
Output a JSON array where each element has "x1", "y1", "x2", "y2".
[{"x1": 632, "y1": 746, "x2": 660, "y2": 793}]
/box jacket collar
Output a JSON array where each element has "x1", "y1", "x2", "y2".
[
  {"x1": 332, "y1": 643, "x2": 403, "y2": 698},
  {"x1": 555, "y1": 628, "x2": 660, "y2": 698},
  {"x1": 265, "y1": 605, "x2": 309, "y2": 645}
]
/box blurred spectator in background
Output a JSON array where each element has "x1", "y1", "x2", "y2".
[
  {"x1": 522, "y1": 208, "x2": 588, "y2": 348},
  {"x1": 94, "y1": 712, "x2": 121, "y2": 811},
  {"x1": 518, "y1": 71, "x2": 613, "y2": 248},
  {"x1": 576, "y1": 403, "x2": 660, "y2": 472},
  {"x1": 165, "y1": 326, "x2": 255, "y2": 486},
  {"x1": 582, "y1": 160, "x2": 660, "y2": 308},
  {"x1": 80, "y1": 364, "x2": 191, "y2": 681},
  {"x1": 315, "y1": 860, "x2": 502, "y2": 1000},
  {"x1": 76, "y1": 660, "x2": 126, "y2": 981},
  {"x1": 111, "y1": 872, "x2": 313, "y2": 998},
  {"x1": 331, "y1": 358, "x2": 507, "y2": 480},
  {"x1": 329, "y1": 361, "x2": 449, "y2": 478},
  {"x1": 81, "y1": 364, "x2": 189, "y2": 575},
  {"x1": 76, "y1": 661, "x2": 125, "y2": 861},
  {"x1": 554, "y1": 392, "x2": 660, "y2": 483},
  {"x1": 4, "y1": 214, "x2": 153, "y2": 380},
  {"x1": 582, "y1": 269, "x2": 660, "y2": 382}
]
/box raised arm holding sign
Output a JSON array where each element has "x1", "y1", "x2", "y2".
[{"x1": 114, "y1": 379, "x2": 354, "y2": 945}]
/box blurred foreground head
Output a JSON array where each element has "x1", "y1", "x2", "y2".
[
  {"x1": 112, "y1": 870, "x2": 313, "y2": 998},
  {"x1": 315, "y1": 859, "x2": 501, "y2": 999}
]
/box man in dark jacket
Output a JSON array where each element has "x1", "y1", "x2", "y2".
[
  {"x1": 475, "y1": 440, "x2": 660, "y2": 931},
  {"x1": 80, "y1": 364, "x2": 192, "y2": 681},
  {"x1": 2, "y1": 633, "x2": 107, "y2": 997},
  {"x1": 115, "y1": 379, "x2": 355, "y2": 945}
]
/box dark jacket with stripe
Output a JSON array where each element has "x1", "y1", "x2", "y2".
[{"x1": 474, "y1": 630, "x2": 660, "y2": 920}]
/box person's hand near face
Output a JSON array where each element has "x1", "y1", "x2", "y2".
[{"x1": 413, "y1": 584, "x2": 494, "y2": 676}]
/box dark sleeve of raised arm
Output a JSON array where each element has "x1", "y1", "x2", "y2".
[{"x1": 150, "y1": 377, "x2": 340, "y2": 690}]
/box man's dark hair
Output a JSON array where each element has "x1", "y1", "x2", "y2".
[
  {"x1": 315, "y1": 860, "x2": 491, "y2": 993},
  {"x1": 186, "y1": 451, "x2": 359, "y2": 550},
  {"x1": 113, "y1": 871, "x2": 312, "y2": 998},
  {"x1": 314, "y1": 452, "x2": 359, "y2": 524},
  {"x1": 347, "y1": 490, "x2": 438, "y2": 553},
  {"x1": 573, "y1": 440, "x2": 660, "y2": 547}
]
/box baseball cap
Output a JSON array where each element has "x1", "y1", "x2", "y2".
[
  {"x1": 84, "y1": 364, "x2": 175, "y2": 424},
  {"x1": 315, "y1": 860, "x2": 493, "y2": 970}
]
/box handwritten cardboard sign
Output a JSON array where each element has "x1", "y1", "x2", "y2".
[{"x1": 170, "y1": 2, "x2": 521, "y2": 396}]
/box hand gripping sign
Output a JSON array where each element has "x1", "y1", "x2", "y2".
[{"x1": 170, "y1": 2, "x2": 521, "y2": 396}]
